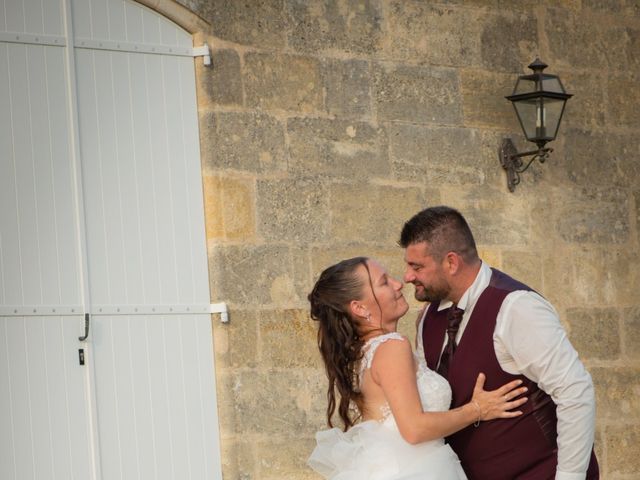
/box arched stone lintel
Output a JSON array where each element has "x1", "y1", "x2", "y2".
[{"x1": 135, "y1": 0, "x2": 210, "y2": 34}]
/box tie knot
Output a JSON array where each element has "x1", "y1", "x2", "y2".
[{"x1": 447, "y1": 306, "x2": 464, "y2": 331}]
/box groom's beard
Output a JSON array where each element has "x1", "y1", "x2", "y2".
[{"x1": 413, "y1": 282, "x2": 450, "y2": 303}]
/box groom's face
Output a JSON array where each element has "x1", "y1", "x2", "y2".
[{"x1": 403, "y1": 241, "x2": 451, "y2": 303}]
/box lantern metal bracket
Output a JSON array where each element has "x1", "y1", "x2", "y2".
[{"x1": 499, "y1": 138, "x2": 552, "y2": 192}]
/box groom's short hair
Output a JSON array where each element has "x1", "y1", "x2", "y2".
[{"x1": 399, "y1": 206, "x2": 478, "y2": 263}]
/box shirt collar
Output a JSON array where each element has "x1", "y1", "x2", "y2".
[{"x1": 436, "y1": 261, "x2": 491, "y2": 312}]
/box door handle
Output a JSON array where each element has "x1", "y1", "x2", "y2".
[{"x1": 79, "y1": 313, "x2": 90, "y2": 341}]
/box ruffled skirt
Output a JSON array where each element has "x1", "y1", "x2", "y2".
[{"x1": 308, "y1": 419, "x2": 467, "y2": 479}]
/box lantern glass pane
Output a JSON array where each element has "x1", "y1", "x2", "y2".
[
  {"x1": 513, "y1": 98, "x2": 540, "y2": 140},
  {"x1": 541, "y1": 75, "x2": 565, "y2": 94},
  {"x1": 544, "y1": 97, "x2": 567, "y2": 139},
  {"x1": 513, "y1": 77, "x2": 536, "y2": 95}
]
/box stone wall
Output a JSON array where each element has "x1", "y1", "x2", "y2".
[{"x1": 177, "y1": 0, "x2": 639, "y2": 478}]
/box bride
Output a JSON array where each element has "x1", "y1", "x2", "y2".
[{"x1": 307, "y1": 257, "x2": 528, "y2": 479}]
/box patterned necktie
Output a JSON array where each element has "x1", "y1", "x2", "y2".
[{"x1": 436, "y1": 306, "x2": 465, "y2": 378}]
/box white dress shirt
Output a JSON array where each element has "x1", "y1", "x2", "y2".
[{"x1": 417, "y1": 261, "x2": 596, "y2": 480}]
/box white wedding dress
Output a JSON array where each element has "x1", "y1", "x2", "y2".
[{"x1": 308, "y1": 332, "x2": 467, "y2": 480}]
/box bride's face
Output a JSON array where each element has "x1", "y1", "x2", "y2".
[{"x1": 357, "y1": 260, "x2": 409, "y2": 330}]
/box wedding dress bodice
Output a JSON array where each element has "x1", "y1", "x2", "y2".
[{"x1": 361, "y1": 332, "x2": 452, "y2": 420}]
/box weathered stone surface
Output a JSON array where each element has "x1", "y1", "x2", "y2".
[
  {"x1": 582, "y1": 0, "x2": 640, "y2": 16},
  {"x1": 329, "y1": 183, "x2": 427, "y2": 245},
  {"x1": 562, "y1": 130, "x2": 640, "y2": 189},
  {"x1": 591, "y1": 367, "x2": 640, "y2": 421},
  {"x1": 219, "y1": 438, "x2": 256, "y2": 480},
  {"x1": 287, "y1": 117, "x2": 389, "y2": 178},
  {"x1": 566, "y1": 308, "x2": 621, "y2": 361},
  {"x1": 460, "y1": 69, "x2": 518, "y2": 129},
  {"x1": 545, "y1": 8, "x2": 628, "y2": 71},
  {"x1": 227, "y1": 369, "x2": 326, "y2": 435},
  {"x1": 501, "y1": 250, "x2": 543, "y2": 292},
  {"x1": 257, "y1": 178, "x2": 330, "y2": 243},
  {"x1": 286, "y1": 0, "x2": 383, "y2": 55},
  {"x1": 480, "y1": 12, "x2": 537, "y2": 72},
  {"x1": 209, "y1": 245, "x2": 304, "y2": 306},
  {"x1": 321, "y1": 58, "x2": 371, "y2": 119},
  {"x1": 388, "y1": 124, "x2": 488, "y2": 185},
  {"x1": 605, "y1": 423, "x2": 640, "y2": 476},
  {"x1": 383, "y1": 2, "x2": 481, "y2": 66},
  {"x1": 373, "y1": 63, "x2": 462, "y2": 124},
  {"x1": 203, "y1": 174, "x2": 255, "y2": 240},
  {"x1": 549, "y1": 187, "x2": 630, "y2": 244},
  {"x1": 439, "y1": 188, "x2": 531, "y2": 246},
  {"x1": 213, "y1": 310, "x2": 258, "y2": 369},
  {"x1": 259, "y1": 309, "x2": 318, "y2": 368},
  {"x1": 201, "y1": 111, "x2": 286, "y2": 174},
  {"x1": 194, "y1": 0, "x2": 286, "y2": 48},
  {"x1": 556, "y1": 70, "x2": 605, "y2": 130},
  {"x1": 622, "y1": 307, "x2": 640, "y2": 360},
  {"x1": 198, "y1": 49, "x2": 242, "y2": 107},
  {"x1": 608, "y1": 74, "x2": 640, "y2": 128},
  {"x1": 244, "y1": 52, "x2": 323, "y2": 113},
  {"x1": 257, "y1": 437, "x2": 318, "y2": 480}
]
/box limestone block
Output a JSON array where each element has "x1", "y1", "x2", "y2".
[
  {"x1": 501, "y1": 250, "x2": 543, "y2": 292},
  {"x1": 438, "y1": 188, "x2": 531, "y2": 246},
  {"x1": 622, "y1": 307, "x2": 640, "y2": 360},
  {"x1": 198, "y1": 49, "x2": 242, "y2": 107},
  {"x1": 635, "y1": 190, "x2": 640, "y2": 229},
  {"x1": 287, "y1": 117, "x2": 389, "y2": 178},
  {"x1": 256, "y1": 178, "x2": 329, "y2": 243},
  {"x1": 383, "y1": 2, "x2": 481, "y2": 67},
  {"x1": 608, "y1": 74, "x2": 640, "y2": 129},
  {"x1": 591, "y1": 367, "x2": 640, "y2": 421},
  {"x1": 244, "y1": 52, "x2": 322, "y2": 113},
  {"x1": 565, "y1": 308, "x2": 621, "y2": 361},
  {"x1": 203, "y1": 174, "x2": 255, "y2": 241},
  {"x1": 259, "y1": 309, "x2": 319, "y2": 368},
  {"x1": 388, "y1": 124, "x2": 487, "y2": 185},
  {"x1": 220, "y1": 439, "x2": 256, "y2": 480},
  {"x1": 213, "y1": 310, "x2": 258, "y2": 369},
  {"x1": 545, "y1": 8, "x2": 628, "y2": 71},
  {"x1": 209, "y1": 245, "x2": 304, "y2": 306},
  {"x1": 257, "y1": 437, "x2": 318, "y2": 480},
  {"x1": 373, "y1": 63, "x2": 462, "y2": 124},
  {"x1": 286, "y1": 0, "x2": 383, "y2": 55},
  {"x1": 548, "y1": 186, "x2": 630, "y2": 244},
  {"x1": 479, "y1": 12, "x2": 538, "y2": 73},
  {"x1": 555, "y1": 70, "x2": 605, "y2": 130},
  {"x1": 541, "y1": 246, "x2": 640, "y2": 308},
  {"x1": 560, "y1": 130, "x2": 640, "y2": 189},
  {"x1": 604, "y1": 423, "x2": 640, "y2": 476},
  {"x1": 198, "y1": 0, "x2": 286, "y2": 49},
  {"x1": 321, "y1": 58, "x2": 371, "y2": 119},
  {"x1": 582, "y1": 0, "x2": 640, "y2": 16},
  {"x1": 329, "y1": 183, "x2": 426, "y2": 244},
  {"x1": 229, "y1": 369, "x2": 326, "y2": 435},
  {"x1": 201, "y1": 111, "x2": 286, "y2": 174},
  {"x1": 460, "y1": 69, "x2": 522, "y2": 130}
]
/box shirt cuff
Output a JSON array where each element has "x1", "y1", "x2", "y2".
[{"x1": 556, "y1": 470, "x2": 586, "y2": 480}]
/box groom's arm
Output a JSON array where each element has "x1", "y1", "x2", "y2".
[{"x1": 494, "y1": 291, "x2": 596, "y2": 480}]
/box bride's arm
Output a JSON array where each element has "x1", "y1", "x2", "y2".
[{"x1": 371, "y1": 337, "x2": 527, "y2": 445}]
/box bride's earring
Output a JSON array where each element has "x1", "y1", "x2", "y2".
[{"x1": 366, "y1": 313, "x2": 371, "y2": 323}]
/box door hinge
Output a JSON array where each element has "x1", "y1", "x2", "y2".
[{"x1": 192, "y1": 43, "x2": 211, "y2": 66}]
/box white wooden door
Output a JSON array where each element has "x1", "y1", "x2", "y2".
[{"x1": 0, "y1": 1, "x2": 222, "y2": 479}]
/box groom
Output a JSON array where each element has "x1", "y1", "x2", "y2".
[{"x1": 399, "y1": 206, "x2": 599, "y2": 480}]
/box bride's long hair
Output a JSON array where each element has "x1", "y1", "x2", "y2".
[{"x1": 308, "y1": 257, "x2": 382, "y2": 430}]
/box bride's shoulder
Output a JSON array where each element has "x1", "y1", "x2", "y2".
[{"x1": 363, "y1": 333, "x2": 411, "y2": 368}]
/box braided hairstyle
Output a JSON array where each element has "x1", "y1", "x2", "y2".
[{"x1": 308, "y1": 257, "x2": 373, "y2": 431}]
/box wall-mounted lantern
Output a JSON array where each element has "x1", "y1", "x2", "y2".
[{"x1": 499, "y1": 58, "x2": 572, "y2": 191}]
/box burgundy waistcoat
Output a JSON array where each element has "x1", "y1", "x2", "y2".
[{"x1": 422, "y1": 268, "x2": 599, "y2": 480}]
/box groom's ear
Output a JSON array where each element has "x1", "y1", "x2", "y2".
[{"x1": 443, "y1": 251, "x2": 462, "y2": 275}]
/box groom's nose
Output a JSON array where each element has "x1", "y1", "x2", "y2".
[{"x1": 403, "y1": 268, "x2": 415, "y2": 283}]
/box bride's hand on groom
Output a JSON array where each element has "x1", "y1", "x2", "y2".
[{"x1": 470, "y1": 373, "x2": 528, "y2": 422}]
